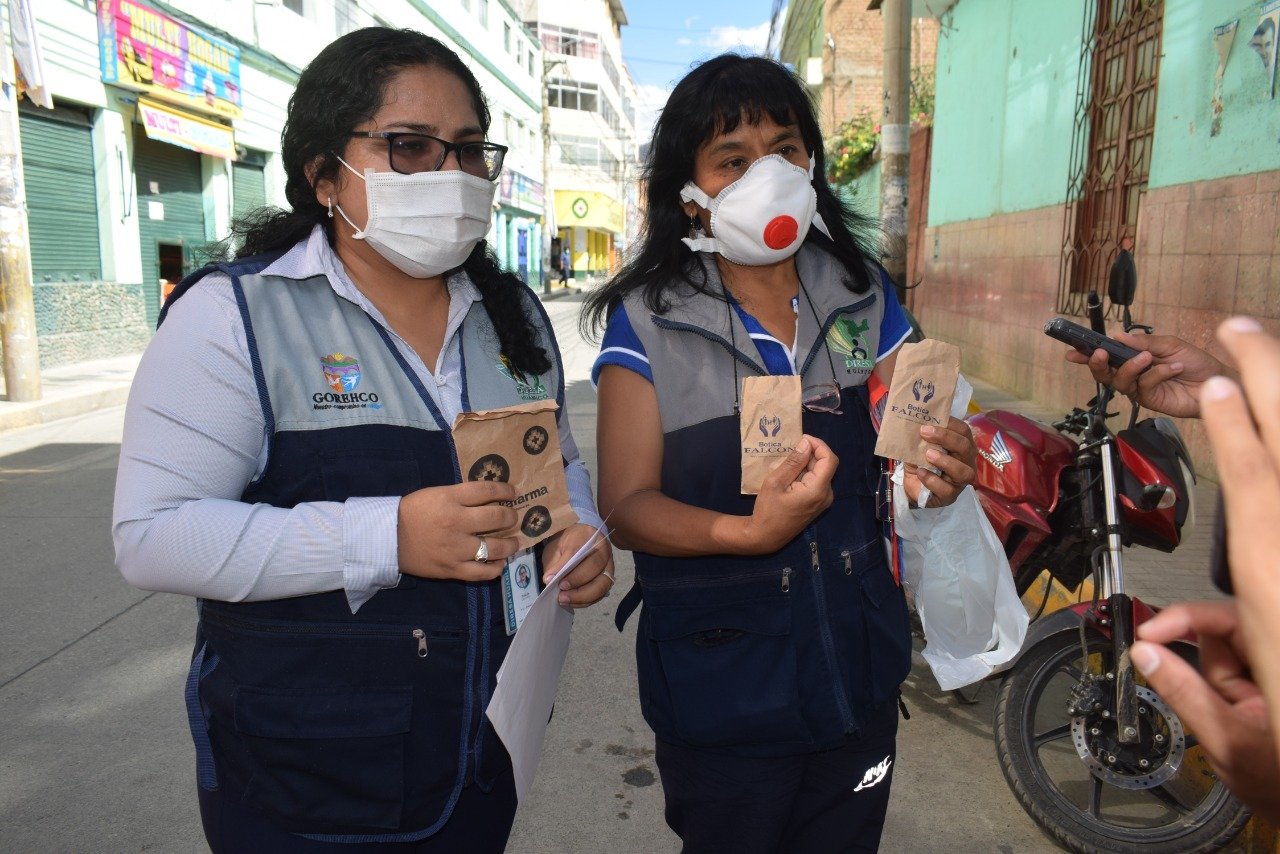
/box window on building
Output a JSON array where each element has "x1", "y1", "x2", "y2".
[
  {"x1": 601, "y1": 43, "x2": 621, "y2": 92},
  {"x1": 532, "y1": 23, "x2": 600, "y2": 59},
  {"x1": 527, "y1": 51, "x2": 535, "y2": 76},
  {"x1": 461, "y1": 0, "x2": 470, "y2": 10},
  {"x1": 335, "y1": 0, "x2": 358, "y2": 35},
  {"x1": 504, "y1": 22, "x2": 512, "y2": 53},
  {"x1": 478, "y1": 0, "x2": 489, "y2": 28},
  {"x1": 548, "y1": 78, "x2": 599, "y2": 112},
  {"x1": 1058, "y1": 0, "x2": 1163, "y2": 313},
  {"x1": 283, "y1": 0, "x2": 305, "y2": 14},
  {"x1": 517, "y1": 39, "x2": 524, "y2": 66}
]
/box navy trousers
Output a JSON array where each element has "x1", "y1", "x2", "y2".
[
  {"x1": 655, "y1": 697, "x2": 900, "y2": 854},
  {"x1": 198, "y1": 759, "x2": 517, "y2": 853}
]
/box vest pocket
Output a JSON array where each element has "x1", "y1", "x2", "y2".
[
  {"x1": 643, "y1": 586, "x2": 808, "y2": 748},
  {"x1": 233, "y1": 685, "x2": 413, "y2": 830},
  {"x1": 319, "y1": 448, "x2": 426, "y2": 499}
]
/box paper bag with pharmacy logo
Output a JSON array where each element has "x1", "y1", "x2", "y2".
[
  {"x1": 740, "y1": 374, "x2": 804, "y2": 495},
  {"x1": 873, "y1": 340, "x2": 961, "y2": 467},
  {"x1": 453, "y1": 400, "x2": 578, "y2": 551}
]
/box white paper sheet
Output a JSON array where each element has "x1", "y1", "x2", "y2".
[{"x1": 485, "y1": 523, "x2": 609, "y2": 802}]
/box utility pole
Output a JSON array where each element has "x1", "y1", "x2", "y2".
[
  {"x1": 0, "y1": 17, "x2": 41, "y2": 401},
  {"x1": 879, "y1": 0, "x2": 911, "y2": 304},
  {"x1": 540, "y1": 55, "x2": 565, "y2": 296}
]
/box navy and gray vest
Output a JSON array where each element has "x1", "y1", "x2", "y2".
[
  {"x1": 165, "y1": 249, "x2": 565, "y2": 841},
  {"x1": 619, "y1": 246, "x2": 911, "y2": 756}
]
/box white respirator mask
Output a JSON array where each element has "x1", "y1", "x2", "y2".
[
  {"x1": 333, "y1": 156, "x2": 496, "y2": 278},
  {"x1": 680, "y1": 154, "x2": 831, "y2": 266}
]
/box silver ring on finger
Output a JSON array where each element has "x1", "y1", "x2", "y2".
[{"x1": 474, "y1": 536, "x2": 489, "y2": 563}]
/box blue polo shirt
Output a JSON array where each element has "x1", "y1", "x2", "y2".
[{"x1": 592, "y1": 268, "x2": 911, "y2": 384}]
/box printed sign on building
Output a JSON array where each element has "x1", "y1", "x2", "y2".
[{"x1": 97, "y1": 0, "x2": 242, "y2": 118}]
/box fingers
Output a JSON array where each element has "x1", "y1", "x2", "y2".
[
  {"x1": 459, "y1": 503, "x2": 519, "y2": 536},
  {"x1": 1087, "y1": 347, "x2": 1117, "y2": 385},
  {"x1": 919, "y1": 419, "x2": 972, "y2": 457},
  {"x1": 557, "y1": 553, "x2": 616, "y2": 607},
  {"x1": 1130, "y1": 641, "x2": 1236, "y2": 759},
  {"x1": 763, "y1": 436, "x2": 815, "y2": 490},
  {"x1": 1216, "y1": 317, "x2": 1280, "y2": 464},
  {"x1": 1136, "y1": 601, "x2": 1240, "y2": 645},
  {"x1": 1110, "y1": 349, "x2": 1154, "y2": 396},
  {"x1": 800, "y1": 436, "x2": 838, "y2": 487},
  {"x1": 453, "y1": 480, "x2": 518, "y2": 506}
]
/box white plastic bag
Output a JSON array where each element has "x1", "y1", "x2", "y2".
[
  {"x1": 893, "y1": 478, "x2": 1029, "y2": 690},
  {"x1": 888, "y1": 373, "x2": 1028, "y2": 690}
]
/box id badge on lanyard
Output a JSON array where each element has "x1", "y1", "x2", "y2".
[{"x1": 502, "y1": 548, "x2": 539, "y2": 635}]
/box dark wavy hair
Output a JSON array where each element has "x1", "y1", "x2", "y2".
[
  {"x1": 226, "y1": 27, "x2": 549, "y2": 376},
  {"x1": 583, "y1": 54, "x2": 879, "y2": 338}
]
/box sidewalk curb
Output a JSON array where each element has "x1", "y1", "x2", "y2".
[
  {"x1": 0, "y1": 386, "x2": 132, "y2": 434},
  {"x1": 0, "y1": 354, "x2": 140, "y2": 436},
  {"x1": 538, "y1": 286, "x2": 581, "y2": 302}
]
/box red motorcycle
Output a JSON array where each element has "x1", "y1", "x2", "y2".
[{"x1": 966, "y1": 286, "x2": 1250, "y2": 852}]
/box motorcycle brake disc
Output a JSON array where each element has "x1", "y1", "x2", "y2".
[{"x1": 1070, "y1": 685, "x2": 1187, "y2": 789}]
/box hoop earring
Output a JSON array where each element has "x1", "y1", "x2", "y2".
[{"x1": 327, "y1": 196, "x2": 334, "y2": 219}]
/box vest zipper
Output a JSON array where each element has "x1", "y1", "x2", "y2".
[
  {"x1": 805, "y1": 532, "x2": 856, "y2": 729},
  {"x1": 781, "y1": 567, "x2": 792, "y2": 592},
  {"x1": 650, "y1": 316, "x2": 766, "y2": 375},
  {"x1": 413, "y1": 628, "x2": 428, "y2": 658},
  {"x1": 841, "y1": 549, "x2": 853, "y2": 575}
]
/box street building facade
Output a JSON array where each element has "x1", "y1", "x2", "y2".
[
  {"x1": 520, "y1": 0, "x2": 637, "y2": 282},
  {"x1": 778, "y1": 0, "x2": 938, "y2": 139},
  {"x1": 6, "y1": 0, "x2": 546, "y2": 371},
  {"x1": 853, "y1": 0, "x2": 1280, "y2": 473}
]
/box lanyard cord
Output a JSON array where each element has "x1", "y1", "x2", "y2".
[{"x1": 797, "y1": 275, "x2": 841, "y2": 383}]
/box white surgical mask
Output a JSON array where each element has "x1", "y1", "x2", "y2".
[
  {"x1": 680, "y1": 154, "x2": 831, "y2": 266},
  {"x1": 333, "y1": 156, "x2": 496, "y2": 278}
]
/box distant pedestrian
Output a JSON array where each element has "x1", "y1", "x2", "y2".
[{"x1": 560, "y1": 247, "x2": 571, "y2": 285}]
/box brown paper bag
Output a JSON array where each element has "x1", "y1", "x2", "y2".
[
  {"x1": 452, "y1": 399, "x2": 578, "y2": 550},
  {"x1": 740, "y1": 375, "x2": 804, "y2": 495},
  {"x1": 873, "y1": 339, "x2": 961, "y2": 467}
]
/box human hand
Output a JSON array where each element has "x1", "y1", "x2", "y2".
[
  {"x1": 541, "y1": 522, "x2": 615, "y2": 608},
  {"x1": 1132, "y1": 601, "x2": 1280, "y2": 824},
  {"x1": 741, "y1": 435, "x2": 837, "y2": 553},
  {"x1": 1198, "y1": 317, "x2": 1280, "y2": 734},
  {"x1": 1063, "y1": 331, "x2": 1227, "y2": 418},
  {"x1": 397, "y1": 482, "x2": 520, "y2": 581},
  {"x1": 903, "y1": 417, "x2": 977, "y2": 508}
]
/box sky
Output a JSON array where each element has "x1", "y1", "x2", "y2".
[{"x1": 619, "y1": 0, "x2": 784, "y2": 144}]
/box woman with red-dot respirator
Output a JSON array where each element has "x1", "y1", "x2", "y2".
[{"x1": 584, "y1": 55, "x2": 977, "y2": 853}]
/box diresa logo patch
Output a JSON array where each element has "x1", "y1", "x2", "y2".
[
  {"x1": 314, "y1": 352, "x2": 383, "y2": 411},
  {"x1": 497, "y1": 355, "x2": 549, "y2": 401},
  {"x1": 827, "y1": 316, "x2": 875, "y2": 373}
]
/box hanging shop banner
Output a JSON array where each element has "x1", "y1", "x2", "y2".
[
  {"x1": 499, "y1": 170, "x2": 545, "y2": 214},
  {"x1": 138, "y1": 98, "x2": 236, "y2": 159},
  {"x1": 554, "y1": 190, "x2": 624, "y2": 234},
  {"x1": 97, "y1": 0, "x2": 242, "y2": 119}
]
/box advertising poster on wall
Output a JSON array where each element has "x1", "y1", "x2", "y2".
[
  {"x1": 1251, "y1": 0, "x2": 1280, "y2": 98},
  {"x1": 97, "y1": 0, "x2": 242, "y2": 118}
]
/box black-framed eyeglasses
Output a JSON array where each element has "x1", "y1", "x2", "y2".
[{"x1": 347, "y1": 131, "x2": 508, "y2": 181}]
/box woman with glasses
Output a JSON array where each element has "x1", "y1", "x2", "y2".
[
  {"x1": 586, "y1": 54, "x2": 977, "y2": 853},
  {"x1": 113, "y1": 27, "x2": 613, "y2": 851}
]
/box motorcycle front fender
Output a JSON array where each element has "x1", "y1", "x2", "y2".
[{"x1": 1003, "y1": 598, "x2": 1160, "y2": 671}]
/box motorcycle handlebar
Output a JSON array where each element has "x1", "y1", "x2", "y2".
[{"x1": 1086, "y1": 292, "x2": 1106, "y2": 335}]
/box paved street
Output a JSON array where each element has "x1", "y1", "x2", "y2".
[{"x1": 0, "y1": 291, "x2": 1241, "y2": 852}]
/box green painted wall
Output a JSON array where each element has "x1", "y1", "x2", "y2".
[
  {"x1": 1149, "y1": 1, "x2": 1280, "y2": 187},
  {"x1": 778, "y1": 0, "x2": 824, "y2": 81},
  {"x1": 928, "y1": 0, "x2": 1084, "y2": 226}
]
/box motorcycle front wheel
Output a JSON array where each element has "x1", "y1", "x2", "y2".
[{"x1": 994, "y1": 628, "x2": 1251, "y2": 852}]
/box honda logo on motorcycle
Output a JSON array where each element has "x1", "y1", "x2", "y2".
[{"x1": 979, "y1": 430, "x2": 1014, "y2": 471}]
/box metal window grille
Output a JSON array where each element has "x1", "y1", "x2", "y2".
[{"x1": 1058, "y1": 0, "x2": 1163, "y2": 315}]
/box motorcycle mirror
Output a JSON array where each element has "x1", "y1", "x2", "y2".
[
  {"x1": 1108, "y1": 248, "x2": 1137, "y2": 307},
  {"x1": 1138, "y1": 484, "x2": 1176, "y2": 512}
]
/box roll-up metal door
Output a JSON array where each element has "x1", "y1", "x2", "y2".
[
  {"x1": 232, "y1": 152, "x2": 268, "y2": 220},
  {"x1": 18, "y1": 104, "x2": 102, "y2": 283},
  {"x1": 135, "y1": 126, "x2": 207, "y2": 324}
]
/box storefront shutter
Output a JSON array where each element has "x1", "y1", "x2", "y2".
[
  {"x1": 19, "y1": 105, "x2": 102, "y2": 283},
  {"x1": 232, "y1": 154, "x2": 267, "y2": 220},
  {"x1": 135, "y1": 127, "x2": 208, "y2": 324}
]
